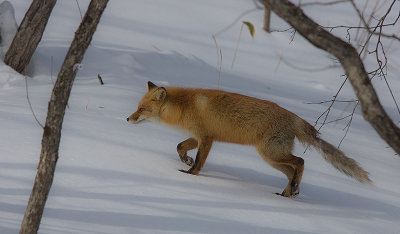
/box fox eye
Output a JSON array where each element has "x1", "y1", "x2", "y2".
[{"x1": 139, "y1": 107, "x2": 145, "y2": 112}]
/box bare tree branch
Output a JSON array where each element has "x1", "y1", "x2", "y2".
[
  {"x1": 259, "y1": 0, "x2": 400, "y2": 155},
  {"x1": 299, "y1": 0, "x2": 350, "y2": 7},
  {"x1": 350, "y1": 0, "x2": 400, "y2": 41},
  {"x1": 299, "y1": 0, "x2": 400, "y2": 144}
]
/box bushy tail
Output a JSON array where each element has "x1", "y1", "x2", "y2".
[{"x1": 294, "y1": 118, "x2": 372, "y2": 184}]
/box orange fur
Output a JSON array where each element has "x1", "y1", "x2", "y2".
[{"x1": 127, "y1": 82, "x2": 371, "y2": 197}]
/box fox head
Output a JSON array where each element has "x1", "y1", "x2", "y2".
[{"x1": 127, "y1": 81, "x2": 167, "y2": 124}]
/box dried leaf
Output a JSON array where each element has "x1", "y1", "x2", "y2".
[{"x1": 242, "y1": 21, "x2": 255, "y2": 38}]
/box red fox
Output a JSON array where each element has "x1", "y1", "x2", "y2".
[{"x1": 127, "y1": 81, "x2": 372, "y2": 197}]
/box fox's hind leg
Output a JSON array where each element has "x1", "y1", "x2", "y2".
[
  {"x1": 256, "y1": 138, "x2": 304, "y2": 198},
  {"x1": 269, "y1": 155, "x2": 304, "y2": 197},
  {"x1": 177, "y1": 138, "x2": 198, "y2": 166}
]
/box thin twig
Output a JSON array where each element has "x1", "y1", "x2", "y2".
[
  {"x1": 231, "y1": 24, "x2": 244, "y2": 69},
  {"x1": 325, "y1": 113, "x2": 353, "y2": 125},
  {"x1": 274, "y1": 54, "x2": 283, "y2": 72},
  {"x1": 25, "y1": 76, "x2": 44, "y2": 128},
  {"x1": 382, "y1": 70, "x2": 400, "y2": 117},
  {"x1": 97, "y1": 74, "x2": 104, "y2": 85},
  {"x1": 299, "y1": 0, "x2": 350, "y2": 7},
  {"x1": 280, "y1": 56, "x2": 338, "y2": 72},
  {"x1": 338, "y1": 101, "x2": 359, "y2": 148},
  {"x1": 305, "y1": 99, "x2": 358, "y2": 105},
  {"x1": 212, "y1": 35, "x2": 222, "y2": 89},
  {"x1": 218, "y1": 49, "x2": 222, "y2": 88},
  {"x1": 75, "y1": 0, "x2": 83, "y2": 20},
  {"x1": 315, "y1": 77, "x2": 348, "y2": 130},
  {"x1": 270, "y1": 27, "x2": 293, "y2": 33}
]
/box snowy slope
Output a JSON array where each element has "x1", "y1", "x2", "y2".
[
  {"x1": 0, "y1": 0, "x2": 18, "y2": 58},
  {"x1": 1, "y1": 0, "x2": 400, "y2": 233}
]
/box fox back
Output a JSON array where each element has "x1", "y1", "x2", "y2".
[{"x1": 128, "y1": 83, "x2": 299, "y2": 146}]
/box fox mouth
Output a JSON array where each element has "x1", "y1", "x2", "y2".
[
  {"x1": 133, "y1": 118, "x2": 144, "y2": 124},
  {"x1": 127, "y1": 117, "x2": 144, "y2": 124}
]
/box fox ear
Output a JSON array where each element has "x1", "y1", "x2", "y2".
[
  {"x1": 152, "y1": 87, "x2": 167, "y2": 101},
  {"x1": 147, "y1": 81, "x2": 157, "y2": 92}
]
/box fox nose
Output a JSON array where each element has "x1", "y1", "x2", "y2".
[{"x1": 126, "y1": 117, "x2": 129, "y2": 122}]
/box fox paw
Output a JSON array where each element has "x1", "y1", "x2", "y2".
[
  {"x1": 275, "y1": 189, "x2": 299, "y2": 198},
  {"x1": 179, "y1": 168, "x2": 199, "y2": 175},
  {"x1": 183, "y1": 156, "x2": 194, "y2": 167},
  {"x1": 179, "y1": 169, "x2": 193, "y2": 174}
]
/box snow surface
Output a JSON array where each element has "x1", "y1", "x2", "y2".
[
  {"x1": 1, "y1": 0, "x2": 400, "y2": 233},
  {"x1": 0, "y1": 0, "x2": 17, "y2": 58}
]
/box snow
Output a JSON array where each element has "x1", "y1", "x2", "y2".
[
  {"x1": 1, "y1": 0, "x2": 400, "y2": 233},
  {"x1": 0, "y1": 0, "x2": 17, "y2": 59}
]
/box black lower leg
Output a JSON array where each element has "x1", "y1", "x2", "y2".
[{"x1": 290, "y1": 169, "x2": 299, "y2": 196}]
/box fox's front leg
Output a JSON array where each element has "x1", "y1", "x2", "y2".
[
  {"x1": 180, "y1": 137, "x2": 213, "y2": 175},
  {"x1": 177, "y1": 138, "x2": 198, "y2": 166}
]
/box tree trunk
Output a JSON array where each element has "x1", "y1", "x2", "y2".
[
  {"x1": 4, "y1": 0, "x2": 57, "y2": 74},
  {"x1": 263, "y1": 7, "x2": 271, "y2": 32},
  {"x1": 19, "y1": 1, "x2": 109, "y2": 233},
  {"x1": 259, "y1": 0, "x2": 400, "y2": 155}
]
